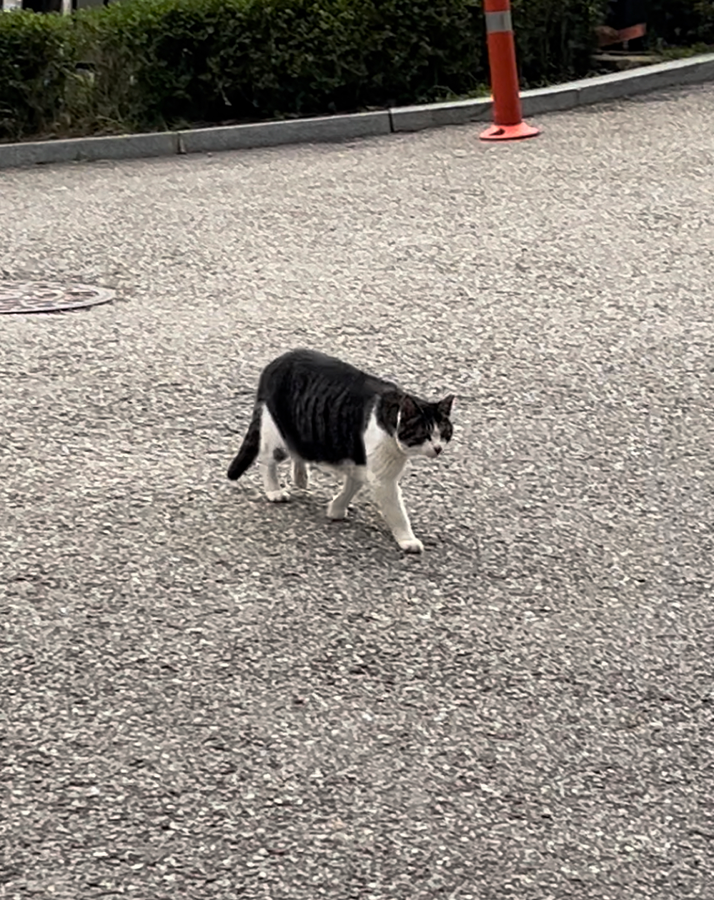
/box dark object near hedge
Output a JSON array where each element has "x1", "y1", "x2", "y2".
[
  {"x1": 647, "y1": 0, "x2": 714, "y2": 46},
  {"x1": 21, "y1": 0, "x2": 63, "y2": 12}
]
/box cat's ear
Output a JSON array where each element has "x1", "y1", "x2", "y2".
[
  {"x1": 437, "y1": 394, "x2": 455, "y2": 417},
  {"x1": 399, "y1": 395, "x2": 419, "y2": 420}
]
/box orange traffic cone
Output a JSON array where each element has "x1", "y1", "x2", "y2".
[{"x1": 480, "y1": 0, "x2": 539, "y2": 141}]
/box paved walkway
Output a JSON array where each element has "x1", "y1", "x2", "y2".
[{"x1": 1, "y1": 84, "x2": 713, "y2": 899}]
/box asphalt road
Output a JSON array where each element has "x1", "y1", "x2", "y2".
[{"x1": 1, "y1": 83, "x2": 713, "y2": 900}]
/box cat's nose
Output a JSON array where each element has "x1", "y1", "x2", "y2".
[{"x1": 433, "y1": 445, "x2": 442, "y2": 456}]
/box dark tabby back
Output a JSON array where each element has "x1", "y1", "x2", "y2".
[{"x1": 255, "y1": 349, "x2": 452, "y2": 466}]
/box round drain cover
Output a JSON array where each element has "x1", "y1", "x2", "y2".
[{"x1": 0, "y1": 281, "x2": 116, "y2": 314}]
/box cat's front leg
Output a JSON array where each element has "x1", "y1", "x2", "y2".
[{"x1": 372, "y1": 479, "x2": 423, "y2": 553}]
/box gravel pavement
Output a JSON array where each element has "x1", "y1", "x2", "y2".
[{"x1": 1, "y1": 84, "x2": 713, "y2": 899}]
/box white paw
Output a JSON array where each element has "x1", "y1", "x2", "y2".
[
  {"x1": 327, "y1": 502, "x2": 348, "y2": 520},
  {"x1": 266, "y1": 489, "x2": 290, "y2": 503},
  {"x1": 398, "y1": 537, "x2": 424, "y2": 554}
]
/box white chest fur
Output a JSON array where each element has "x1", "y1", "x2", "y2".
[
  {"x1": 312, "y1": 411, "x2": 406, "y2": 484},
  {"x1": 362, "y1": 411, "x2": 408, "y2": 483}
]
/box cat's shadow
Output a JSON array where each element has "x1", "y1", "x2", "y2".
[{"x1": 225, "y1": 475, "x2": 433, "y2": 560}]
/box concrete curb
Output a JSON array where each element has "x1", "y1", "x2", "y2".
[
  {"x1": 178, "y1": 111, "x2": 392, "y2": 154},
  {"x1": 0, "y1": 131, "x2": 179, "y2": 168},
  {"x1": 391, "y1": 53, "x2": 714, "y2": 131},
  {"x1": 389, "y1": 97, "x2": 491, "y2": 133},
  {"x1": 1, "y1": 52, "x2": 713, "y2": 169}
]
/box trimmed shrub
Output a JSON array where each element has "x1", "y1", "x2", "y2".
[
  {"x1": 78, "y1": 0, "x2": 600, "y2": 132},
  {"x1": 0, "y1": 0, "x2": 611, "y2": 142},
  {"x1": 513, "y1": 0, "x2": 600, "y2": 86},
  {"x1": 78, "y1": 0, "x2": 487, "y2": 129},
  {"x1": 0, "y1": 10, "x2": 75, "y2": 140}
]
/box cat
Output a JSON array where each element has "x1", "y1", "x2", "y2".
[{"x1": 227, "y1": 349, "x2": 454, "y2": 553}]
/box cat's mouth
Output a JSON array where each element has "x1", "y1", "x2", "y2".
[{"x1": 400, "y1": 441, "x2": 445, "y2": 460}]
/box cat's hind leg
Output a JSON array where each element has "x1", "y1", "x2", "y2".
[
  {"x1": 327, "y1": 475, "x2": 363, "y2": 520},
  {"x1": 258, "y1": 406, "x2": 290, "y2": 502},
  {"x1": 291, "y1": 458, "x2": 309, "y2": 490},
  {"x1": 262, "y1": 457, "x2": 290, "y2": 503}
]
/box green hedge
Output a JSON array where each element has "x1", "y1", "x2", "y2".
[
  {"x1": 0, "y1": 0, "x2": 611, "y2": 142},
  {"x1": 0, "y1": 10, "x2": 75, "y2": 139},
  {"x1": 83, "y1": 0, "x2": 488, "y2": 130}
]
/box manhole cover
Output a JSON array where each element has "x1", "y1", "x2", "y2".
[{"x1": 0, "y1": 281, "x2": 116, "y2": 314}]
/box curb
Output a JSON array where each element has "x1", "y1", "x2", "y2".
[
  {"x1": 1, "y1": 52, "x2": 713, "y2": 170},
  {"x1": 178, "y1": 110, "x2": 392, "y2": 154}
]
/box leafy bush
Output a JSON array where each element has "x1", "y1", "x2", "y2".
[
  {"x1": 81, "y1": 0, "x2": 601, "y2": 132},
  {"x1": 513, "y1": 0, "x2": 599, "y2": 85},
  {"x1": 0, "y1": 10, "x2": 75, "y2": 140},
  {"x1": 0, "y1": 0, "x2": 607, "y2": 142},
  {"x1": 79, "y1": 0, "x2": 488, "y2": 130}
]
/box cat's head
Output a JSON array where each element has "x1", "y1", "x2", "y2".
[{"x1": 396, "y1": 394, "x2": 454, "y2": 459}]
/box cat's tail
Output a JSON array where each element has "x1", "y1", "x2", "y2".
[{"x1": 227, "y1": 405, "x2": 262, "y2": 480}]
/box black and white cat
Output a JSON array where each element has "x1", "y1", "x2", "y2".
[{"x1": 227, "y1": 349, "x2": 454, "y2": 553}]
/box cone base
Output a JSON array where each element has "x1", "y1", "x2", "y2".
[{"x1": 479, "y1": 121, "x2": 540, "y2": 142}]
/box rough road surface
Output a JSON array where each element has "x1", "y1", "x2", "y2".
[{"x1": 1, "y1": 84, "x2": 713, "y2": 900}]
